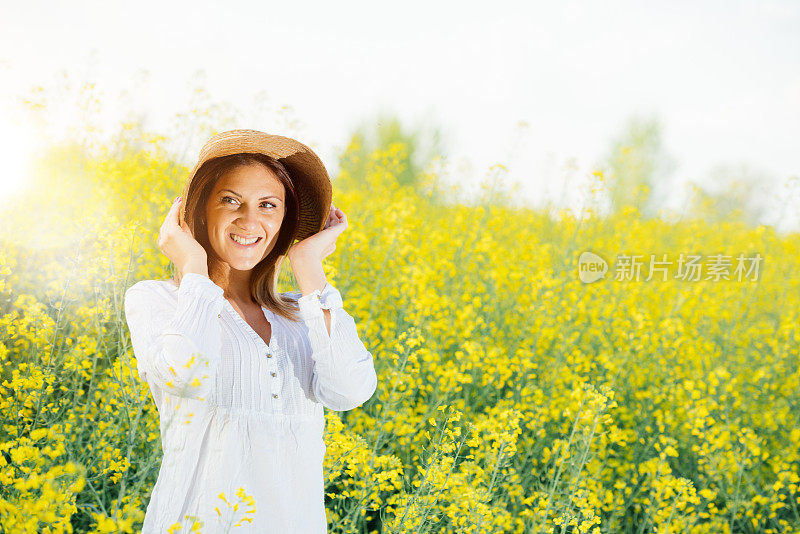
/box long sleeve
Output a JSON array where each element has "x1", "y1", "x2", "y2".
[
  {"x1": 124, "y1": 273, "x2": 226, "y2": 400},
  {"x1": 296, "y1": 282, "x2": 378, "y2": 411}
]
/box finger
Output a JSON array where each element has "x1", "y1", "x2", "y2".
[
  {"x1": 162, "y1": 203, "x2": 178, "y2": 231},
  {"x1": 167, "y1": 197, "x2": 181, "y2": 215},
  {"x1": 168, "y1": 197, "x2": 183, "y2": 224},
  {"x1": 180, "y1": 220, "x2": 196, "y2": 239}
]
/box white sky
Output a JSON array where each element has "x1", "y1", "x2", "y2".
[{"x1": 2, "y1": 0, "x2": 799, "y2": 231}]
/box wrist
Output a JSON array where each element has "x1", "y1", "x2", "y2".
[
  {"x1": 180, "y1": 259, "x2": 209, "y2": 278},
  {"x1": 288, "y1": 248, "x2": 315, "y2": 264}
]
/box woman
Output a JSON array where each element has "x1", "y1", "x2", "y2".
[{"x1": 124, "y1": 129, "x2": 378, "y2": 533}]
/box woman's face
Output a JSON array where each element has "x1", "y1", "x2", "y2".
[{"x1": 204, "y1": 163, "x2": 286, "y2": 272}]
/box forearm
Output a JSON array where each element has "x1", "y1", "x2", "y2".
[
  {"x1": 295, "y1": 280, "x2": 378, "y2": 411},
  {"x1": 289, "y1": 251, "x2": 332, "y2": 335}
]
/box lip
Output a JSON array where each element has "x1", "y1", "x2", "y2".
[{"x1": 228, "y1": 233, "x2": 263, "y2": 248}]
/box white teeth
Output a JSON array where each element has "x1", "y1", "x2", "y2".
[{"x1": 231, "y1": 234, "x2": 259, "y2": 245}]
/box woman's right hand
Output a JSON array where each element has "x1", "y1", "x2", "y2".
[{"x1": 158, "y1": 196, "x2": 208, "y2": 276}]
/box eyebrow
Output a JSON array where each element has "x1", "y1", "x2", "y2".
[{"x1": 220, "y1": 189, "x2": 283, "y2": 201}]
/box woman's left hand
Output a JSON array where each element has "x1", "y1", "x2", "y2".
[{"x1": 289, "y1": 203, "x2": 348, "y2": 263}]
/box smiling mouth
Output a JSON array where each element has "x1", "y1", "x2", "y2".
[{"x1": 229, "y1": 233, "x2": 263, "y2": 247}]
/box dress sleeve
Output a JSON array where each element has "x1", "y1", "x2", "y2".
[
  {"x1": 296, "y1": 282, "x2": 378, "y2": 411},
  {"x1": 123, "y1": 273, "x2": 226, "y2": 400}
]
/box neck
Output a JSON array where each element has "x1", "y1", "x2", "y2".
[{"x1": 209, "y1": 262, "x2": 253, "y2": 303}]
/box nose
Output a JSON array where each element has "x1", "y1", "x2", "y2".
[{"x1": 233, "y1": 205, "x2": 262, "y2": 233}]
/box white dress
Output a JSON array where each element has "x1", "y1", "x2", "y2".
[{"x1": 123, "y1": 273, "x2": 378, "y2": 533}]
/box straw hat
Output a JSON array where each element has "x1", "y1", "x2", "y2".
[{"x1": 178, "y1": 129, "x2": 332, "y2": 243}]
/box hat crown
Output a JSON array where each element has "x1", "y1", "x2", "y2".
[{"x1": 198, "y1": 129, "x2": 308, "y2": 162}]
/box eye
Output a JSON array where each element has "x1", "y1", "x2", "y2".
[{"x1": 222, "y1": 196, "x2": 277, "y2": 209}]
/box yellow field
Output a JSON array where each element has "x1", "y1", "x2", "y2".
[{"x1": 0, "y1": 135, "x2": 798, "y2": 533}]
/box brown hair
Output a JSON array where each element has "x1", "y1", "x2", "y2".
[{"x1": 169, "y1": 153, "x2": 303, "y2": 322}]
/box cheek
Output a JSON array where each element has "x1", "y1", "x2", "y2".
[{"x1": 269, "y1": 213, "x2": 285, "y2": 228}]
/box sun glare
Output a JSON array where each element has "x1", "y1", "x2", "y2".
[{"x1": 0, "y1": 114, "x2": 34, "y2": 204}]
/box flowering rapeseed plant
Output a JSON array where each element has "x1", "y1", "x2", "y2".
[{"x1": 0, "y1": 127, "x2": 798, "y2": 532}]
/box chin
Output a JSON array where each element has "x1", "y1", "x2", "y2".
[
  {"x1": 215, "y1": 248, "x2": 270, "y2": 271},
  {"x1": 224, "y1": 260, "x2": 260, "y2": 271}
]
